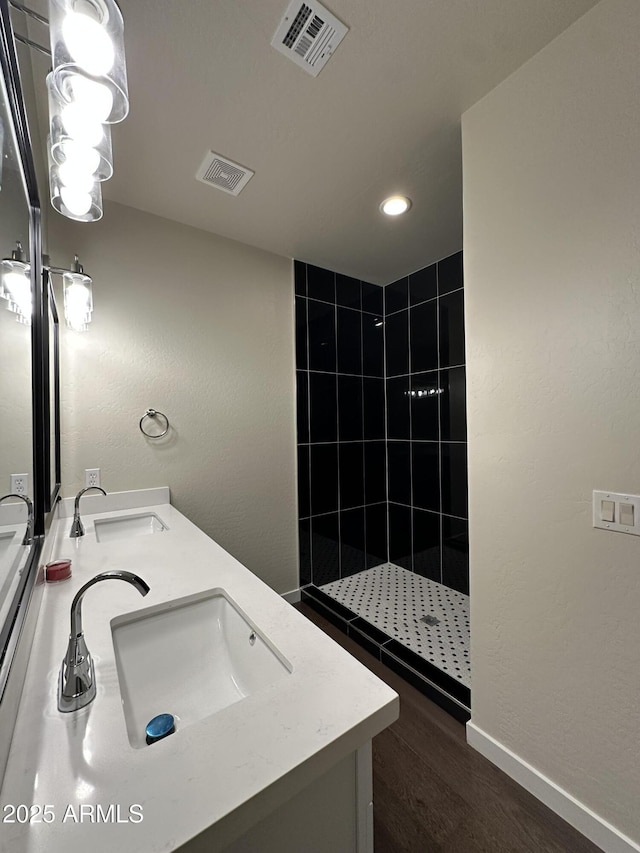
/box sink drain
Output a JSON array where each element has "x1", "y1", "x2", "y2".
[{"x1": 145, "y1": 713, "x2": 176, "y2": 745}]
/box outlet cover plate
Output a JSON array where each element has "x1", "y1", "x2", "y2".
[
  {"x1": 85, "y1": 468, "x2": 101, "y2": 489},
  {"x1": 10, "y1": 473, "x2": 28, "y2": 496}
]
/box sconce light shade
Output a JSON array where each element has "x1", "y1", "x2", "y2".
[
  {"x1": 48, "y1": 74, "x2": 113, "y2": 182},
  {"x1": 48, "y1": 0, "x2": 129, "y2": 124},
  {"x1": 1, "y1": 242, "x2": 31, "y2": 324},
  {"x1": 49, "y1": 143, "x2": 104, "y2": 223},
  {"x1": 63, "y1": 256, "x2": 93, "y2": 332}
]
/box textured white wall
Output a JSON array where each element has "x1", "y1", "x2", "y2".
[
  {"x1": 462, "y1": 0, "x2": 640, "y2": 841},
  {"x1": 49, "y1": 201, "x2": 298, "y2": 594}
]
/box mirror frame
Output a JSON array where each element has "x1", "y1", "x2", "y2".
[
  {"x1": 45, "y1": 270, "x2": 61, "y2": 510},
  {"x1": 0, "y1": 0, "x2": 46, "y2": 707}
]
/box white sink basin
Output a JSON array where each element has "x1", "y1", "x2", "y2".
[
  {"x1": 111, "y1": 587, "x2": 292, "y2": 748},
  {"x1": 94, "y1": 512, "x2": 167, "y2": 543}
]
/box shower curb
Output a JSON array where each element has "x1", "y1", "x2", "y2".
[{"x1": 301, "y1": 585, "x2": 470, "y2": 724}]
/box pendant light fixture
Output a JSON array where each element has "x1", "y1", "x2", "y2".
[{"x1": 1, "y1": 241, "x2": 31, "y2": 324}]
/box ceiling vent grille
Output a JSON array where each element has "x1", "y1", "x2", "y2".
[
  {"x1": 195, "y1": 152, "x2": 255, "y2": 196},
  {"x1": 271, "y1": 0, "x2": 348, "y2": 77}
]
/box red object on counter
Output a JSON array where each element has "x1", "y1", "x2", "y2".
[{"x1": 45, "y1": 559, "x2": 72, "y2": 582}]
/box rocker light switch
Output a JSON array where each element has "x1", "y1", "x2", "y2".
[
  {"x1": 593, "y1": 491, "x2": 640, "y2": 537},
  {"x1": 601, "y1": 500, "x2": 615, "y2": 523},
  {"x1": 620, "y1": 503, "x2": 634, "y2": 527}
]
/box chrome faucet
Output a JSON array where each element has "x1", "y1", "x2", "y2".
[
  {"x1": 69, "y1": 486, "x2": 107, "y2": 538},
  {"x1": 0, "y1": 493, "x2": 34, "y2": 546},
  {"x1": 58, "y1": 570, "x2": 150, "y2": 713}
]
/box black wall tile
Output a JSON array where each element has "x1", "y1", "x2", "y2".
[
  {"x1": 386, "y1": 376, "x2": 410, "y2": 440},
  {"x1": 336, "y1": 274, "x2": 361, "y2": 309},
  {"x1": 294, "y1": 260, "x2": 307, "y2": 296},
  {"x1": 311, "y1": 513, "x2": 340, "y2": 586},
  {"x1": 340, "y1": 508, "x2": 366, "y2": 577},
  {"x1": 361, "y1": 282, "x2": 383, "y2": 315},
  {"x1": 410, "y1": 372, "x2": 439, "y2": 441},
  {"x1": 410, "y1": 300, "x2": 438, "y2": 373},
  {"x1": 363, "y1": 378, "x2": 385, "y2": 440},
  {"x1": 388, "y1": 503, "x2": 412, "y2": 571},
  {"x1": 442, "y1": 516, "x2": 469, "y2": 595},
  {"x1": 339, "y1": 442, "x2": 365, "y2": 509},
  {"x1": 296, "y1": 370, "x2": 309, "y2": 443},
  {"x1": 362, "y1": 314, "x2": 384, "y2": 377},
  {"x1": 310, "y1": 444, "x2": 338, "y2": 515},
  {"x1": 438, "y1": 251, "x2": 463, "y2": 296},
  {"x1": 409, "y1": 265, "x2": 437, "y2": 305},
  {"x1": 309, "y1": 372, "x2": 337, "y2": 442},
  {"x1": 307, "y1": 300, "x2": 336, "y2": 372},
  {"x1": 297, "y1": 444, "x2": 310, "y2": 518},
  {"x1": 385, "y1": 310, "x2": 409, "y2": 376},
  {"x1": 307, "y1": 264, "x2": 335, "y2": 302},
  {"x1": 413, "y1": 509, "x2": 440, "y2": 582},
  {"x1": 441, "y1": 443, "x2": 468, "y2": 518},
  {"x1": 366, "y1": 503, "x2": 388, "y2": 567},
  {"x1": 295, "y1": 297, "x2": 307, "y2": 369},
  {"x1": 439, "y1": 289, "x2": 465, "y2": 368},
  {"x1": 338, "y1": 375, "x2": 363, "y2": 441},
  {"x1": 299, "y1": 518, "x2": 311, "y2": 585},
  {"x1": 387, "y1": 442, "x2": 411, "y2": 505},
  {"x1": 364, "y1": 441, "x2": 386, "y2": 505},
  {"x1": 412, "y1": 442, "x2": 440, "y2": 512},
  {"x1": 337, "y1": 307, "x2": 362, "y2": 375},
  {"x1": 385, "y1": 277, "x2": 408, "y2": 313},
  {"x1": 440, "y1": 367, "x2": 467, "y2": 442}
]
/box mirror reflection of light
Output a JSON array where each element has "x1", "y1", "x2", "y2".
[{"x1": 74, "y1": 777, "x2": 95, "y2": 800}]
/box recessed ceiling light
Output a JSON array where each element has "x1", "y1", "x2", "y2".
[{"x1": 380, "y1": 195, "x2": 412, "y2": 216}]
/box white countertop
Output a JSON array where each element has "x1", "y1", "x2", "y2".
[{"x1": 0, "y1": 491, "x2": 398, "y2": 853}]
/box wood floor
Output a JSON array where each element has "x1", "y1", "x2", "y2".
[{"x1": 296, "y1": 603, "x2": 601, "y2": 853}]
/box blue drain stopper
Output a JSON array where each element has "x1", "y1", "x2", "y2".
[{"x1": 145, "y1": 713, "x2": 176, "y2": 745}]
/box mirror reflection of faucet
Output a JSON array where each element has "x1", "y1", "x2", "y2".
[
  {"x1": 0, "y1": 493, "x2": 34, "y2": 546},
  {"x1": 69, "y1": 486, "x2": 107, "y2": 538},
  {"x1": 58, "y1": 570, "x2": 150, "y2": 713}
]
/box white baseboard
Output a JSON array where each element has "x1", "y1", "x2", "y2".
[
  {"x1": 466, "y1": 722, "x2": 640, "y2": 853},
  {"x1": 281, "y1": 589, "x2": 301, "y2": 604}
]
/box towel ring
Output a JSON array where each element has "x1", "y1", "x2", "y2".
[{"x1": 139, "y1": 408, "x2": 169, "y2": 439}]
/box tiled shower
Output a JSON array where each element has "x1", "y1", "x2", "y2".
[{"x1": 295, "y1": 252, "x2": 470, "y2": 719}]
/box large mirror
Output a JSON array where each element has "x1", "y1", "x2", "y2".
[
  {"x1": 0, "y1": 37, "x2": 34, "y2": 632},
  {"x1": 0, "y1": 0, "x2": 46, "y2": 735}
]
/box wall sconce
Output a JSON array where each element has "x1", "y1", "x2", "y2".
[
  {"x1": 46, "y1": 254, "x2": 94, "y2": 332},
  {"x1": 48, "y1": 0, "x2": 129, "y2": 122},
  {"x1": 10, "y1": 0, "x2": 129, "y2": 223},
  {"x1": 1, "y1": 241, "x2": 31, "y2": 324}
]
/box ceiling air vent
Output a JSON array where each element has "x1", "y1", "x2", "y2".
[
  {"x1": 195, "y1": 152, "x2": 255, "y2": 196},
  {"x1": 271, "y1": 0, "x2": 348, "y2": 77}
]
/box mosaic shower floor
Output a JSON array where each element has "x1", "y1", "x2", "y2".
[{"x1": 321, "y1": 563, "x2": 471, "y2": 689}]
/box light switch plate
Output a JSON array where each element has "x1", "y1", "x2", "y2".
[{"x1": 593, "y1": 490, "x2": 640, "y2": 536}]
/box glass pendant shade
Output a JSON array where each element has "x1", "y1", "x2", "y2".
[
  {"x1": 1, "y1": 243, "x2": 31, "y2": 323},
  {"x1": 49, "y1": 146, "x2": 104, "y2": 223},
  {"x1": 63, "y1": 266, "x2": 93, "y2": 332},
  {"x1": 48, "y1": 0, "x2": 129, "y2": 123},
  {"x1": 47, "y1": 74, "x2": 113, "y2": 181}
]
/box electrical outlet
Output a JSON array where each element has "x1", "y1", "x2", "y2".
[
  {"x1": 85, "y1": 468, "x2": 101, "y2": 488},
  {"x1": 10, "y1": 473, "x2": 29, "y2": 496}
]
